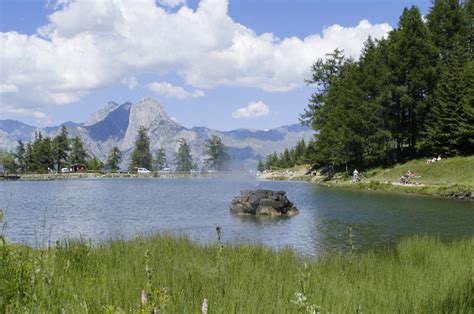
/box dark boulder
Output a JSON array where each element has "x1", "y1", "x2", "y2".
[{"x1": 230, "y1": 189, "x2": 299, "y2": 216}]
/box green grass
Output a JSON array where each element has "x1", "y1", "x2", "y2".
[
  {"x1": 1, "y1": 235, "x2": 472, "y2": 313},
  {"x1": 368, "y1": 155, "x2": 474, "y2": 187},
  {"x1": 314, "y1": 156, "x2": 474, "y2": 198}
]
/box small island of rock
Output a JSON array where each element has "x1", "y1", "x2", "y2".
[{"x1": 230, "y1": 189, "x2": 299, "y2": 216}]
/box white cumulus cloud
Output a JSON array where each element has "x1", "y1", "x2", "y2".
[
  {"x1": 0, "y1": 105, "x2": 47, "y2": 119},
  {"x1": 0, "y1": 0, "x2": 392, "y2": 114},
  {"x1": 232, "y1": 101, "x2": 269, "y2": 119},
  {"x1": 146, "y1": 82, "x2": 205, "y2": 99},
  {"x1": 158, "y1": 0, "x2": 187, "y2": 8}
]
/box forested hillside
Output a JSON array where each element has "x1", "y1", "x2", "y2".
[{"x1": 299, "y1": 0, "x2": 473, "y2": 172}]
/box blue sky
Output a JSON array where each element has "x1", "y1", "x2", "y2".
[{"x1": 0, "y1": 0, "x2": 431, "y2": 130}]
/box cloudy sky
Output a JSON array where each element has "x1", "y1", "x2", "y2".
[{"x1": 0, "y1": 0, "x2": 430, "y2": 130}]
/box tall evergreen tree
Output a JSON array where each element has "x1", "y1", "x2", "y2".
[
  {"x1": 130, "y1": 126, "x2": 153, "y2": 170},
  {"x1": 293, "y1": 139, "x2": 307, "y2": 164},
  {"x1": 15, "y1": 140, "x2": 27, "y2": 172},
  {"x1": 422, "y1": 0, "x2": 473, "y2": 155},
  {"x1": 460, "y1": 60, "x2": 474, "y2": 153},
  {"x1": 153, "y1": 148, "x2": 167, "y2": 170},
  {"x1": 281, "y1": 149, "x2": 292, "y2": 168},
  {"x1": 204, "y1": 135, "x2": 229, "y2": 171},
  {"x1": 26, "y1": 142, "x2": 35, "y2": 172},
  {"x1": 384, "y1": 6, "x2": 438, "y2": 159},
  {"x1": 107, "y1": 147, "x2": 122, "y2": 171},
  {"x1": 29, "y1": 132, "x2": 54, "y2": 172},
  {"x1": 0, "y1": 150, "x2": 17, "y2": 173},
  {"x1": 69, "y1": 136, "x2": 88, "y2": 165},
  {"x1": 300, "y1": 49, "x2": 347, "y2": 128},
  {"x1": 41, "y1": 137, "x2": 55, "y2": 172},
  {"x1": 466, "y1": 0, "x2": 474, "y2": 53},
  {"x1": 53, "y1": 126, "x2": 70, "y2": 173},
  {"x1": 427, "y1": 0, "x2": 469, "y2": 63},
  {"x1": 174, "y1": 139, "x2": 193, "y2": 172},
  {"x1": 87, "y1": 156, "x2": 105, "y2": 171},
  {"x1": 423, "y1": 45, "x2": 474, "y2": 155},
  {"x1": 265, "y1": 152, "x2": 279, "y2": 170}
]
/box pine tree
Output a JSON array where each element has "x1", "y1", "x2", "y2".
[
  {"x1": 69, "y1": 136, "x2": 88, "y2": 165},
  {"x1": 87, "y1": 156, "x2": 105, "y2": 171},
  {"x1": 300, "y1": 49, "x2": 347, "y2": 128},
  {"x1": 29, "y1": 132, "x2": 54, "y2": 172},
  {"x1": 282, "y1": 149, "x2": 292, "y2": 168},
  {"x1": 459, "y1": 60, "x2": 474, "y2": 153},
  {"x1": 107, "y1": 147, "x2": 122, "y2": 171},
  {"x1": 0, "y1": 150, "x2": 17, "y2": 173},
  {"x1": 53, "y1": 126, "x2": 70, "y2": 173},
  {"x1": 427, "y1": 0, "x2": 469, "y2": 64},
  {"x1": 385, "y1": 6, "x2": 438, "y2": 159},
  {"x1": 153, "y1": 148, "x2": 167, "y2": 171},
  {"x1": 265, "y1": 152, "x2": 279, "y2": 170},
  {"x1": 174, "y1": 139, "x2": 193, "y2": 172},
  {"x1": 293, "y1": 140, "x2": 307, "y2": 165},
  {"x1": 257, "y1": 160, "x2": 265, "y2": 172},
  {"x1": 422, "y1": 0, "x2": 473, "y2": 155},
  {"x1": 26, "y1": 143, "x2": 35, "y2": 172},
  {"x1": 15, "y1": 140, "x2": 26, "y2": 172},
  {"x1": 205, "y1": 135, "x2": 229, "y2": 171},
  {"x1": 466, "y1": 0, "x2": 474, "y2": 53},
  {"x1": 353, "y1": 38, "x2": 394, "y2": 166},
  {"x1": 130, "y1": 126, "x2": 153, "y2": 170},
  {"x1": 40, "y1": 137, "x2": 54, "y2": 172},
  {"x1": 423, "y1": 46, "x2": 474, "y2": 155}
]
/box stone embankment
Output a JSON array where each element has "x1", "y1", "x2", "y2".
[{"x1": 230, "y1": 189, "x2": 299, "y2": 216}]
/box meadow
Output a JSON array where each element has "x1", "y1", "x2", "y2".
[
  {"x1": 1, "y1": 231, "x2": 472, "y2": 313},
  {"x1": 263, "y1": 156, "x2": 474, "y2": 199},
  {"x1": 367, "y1": 155, "x2": 474, "y2": 187}
]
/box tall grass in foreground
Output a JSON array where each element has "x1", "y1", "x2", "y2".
[{"x1": 1, "y1": 235, "x2": 472, "y2": 313}]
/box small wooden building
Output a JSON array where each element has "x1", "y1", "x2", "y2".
[{"x1": 71, "y1": 163, "x2": 86, "y2": 173}]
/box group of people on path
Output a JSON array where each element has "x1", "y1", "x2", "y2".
[
  {"x1": 400, "y1": 170, "x2": 419, "y2": 184},
  {"x1": 351, "y1": 168, "x2": 420, "y2": 185}
]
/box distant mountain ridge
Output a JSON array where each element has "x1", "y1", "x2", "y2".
[{"x1": 0, "y1": 98, "x2": 314, "y2": 169}]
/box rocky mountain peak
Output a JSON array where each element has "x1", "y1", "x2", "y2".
[
  {"x1": 120, "y1": 98, "x2": 173, "y2": 149},
  {"x1": 133, "y1": 97, "x2": 170, "y2": 123},
  {"x1": 84, "y1": 101, "x2": 120, "y2": 126}
]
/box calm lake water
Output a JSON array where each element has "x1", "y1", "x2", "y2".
[{"x1": 1, "y1": 178, "x2": 473, "y2": 255}]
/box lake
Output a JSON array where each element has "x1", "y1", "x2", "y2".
[{"x1": 1, "y1": 178, "x2": 473, "y2": 256}]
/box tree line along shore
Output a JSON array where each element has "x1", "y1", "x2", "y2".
[{"x1": 0, "y1": 125, "x2": 231, "y2": 176}]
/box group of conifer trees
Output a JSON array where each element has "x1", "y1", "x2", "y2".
[
  {"x1": 10, "y1": 126, "x2": 104, "y2": 173},
  {"x1": 259, "y1": 139, "x2": 315, "y2": 171},
  {"x1": 129, "y1": 126, "x2": 229, "y2": 172},
  {"x1": 298, "y1": 0, "x2": 473, "y2": 172},
  {"x1": 2, "y1": 125, "x2": 230, "y2": 174}
]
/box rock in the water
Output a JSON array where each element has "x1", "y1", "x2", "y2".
[{"x1": 230, "y1": 189, "x2": 299, "y2": 216}]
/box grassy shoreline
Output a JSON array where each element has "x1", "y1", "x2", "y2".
[
  {"x1": 260, "y1": 156, "x2": 474, "y2": 200},
  {"x1": 1, "y1": 234, "x2": 472, "y2": 313}
]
